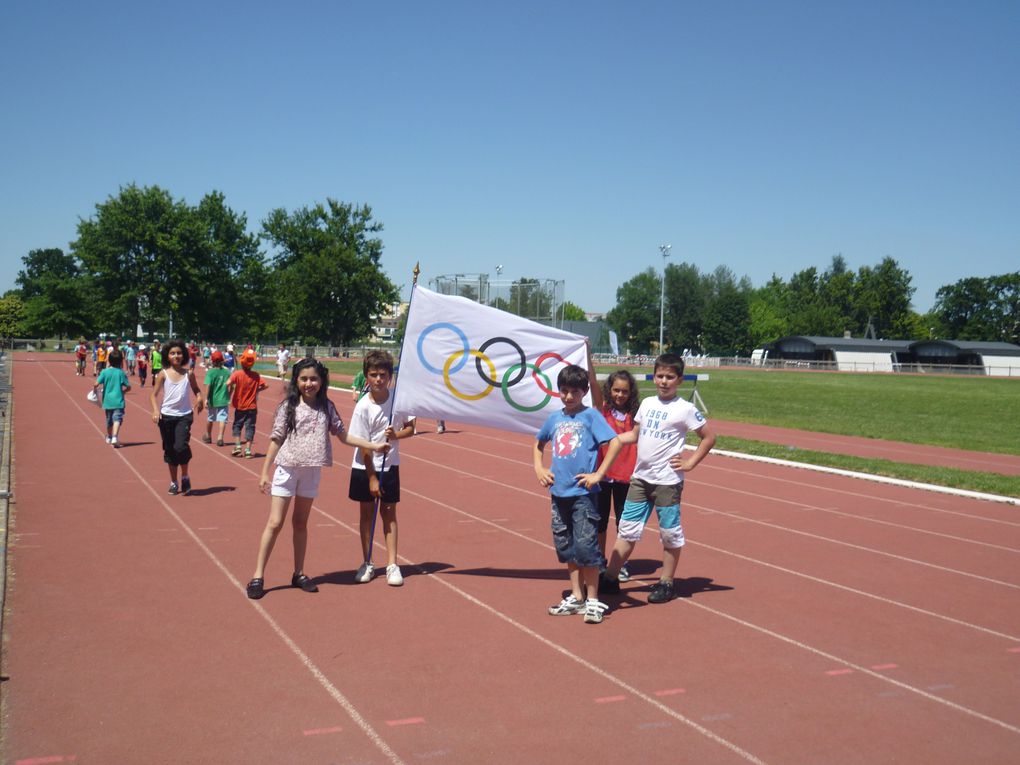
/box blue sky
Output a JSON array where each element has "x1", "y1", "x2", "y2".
[{"x1": 2, "y1": 0, "x2": 1017, "y2": 313}]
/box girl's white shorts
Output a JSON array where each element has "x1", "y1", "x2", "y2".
[{"x1": 271, "y1": 464, "x2": 322, "y2": 498}]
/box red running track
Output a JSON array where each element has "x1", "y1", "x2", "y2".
[{"x1": 3, "y1": 355, "x2": 1020, "y2": 764}]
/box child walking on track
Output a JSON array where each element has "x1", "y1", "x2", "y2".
[
  {"x1": 246, "y1": 358, "x2": 390, "y2": 599},
  {"x1": 349, "y1": 350, "x2": 415, "y2": 587},
  {"x1": 228, "y1": 349, "x2": 267, "y2": 458},
  {"x1": 94, "y1": 349, "x2": 131, "y2": 447},
  {"x1": 150, "y1": 339, "x2": 205, "y2": 495},
  {"x1": 534, "y1": 364, "x2": 623, "y2": 624},
  {"x1": 136, "y1": 345, "x2": 149, "y2": 387},
  {"x1": 202, "y1": 350, "x2": 230, "y2": 446},
  {"x1": 589, "y1": 366, "x2": 640, "y2": 581},
  {"x1": 600, "y1": 353, "x2": 715, "y2": 604}
]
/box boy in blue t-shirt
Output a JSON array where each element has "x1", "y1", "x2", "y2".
[
  {"x1": 94, "y1": 350, "x2": 131, "y2": 447},
  {"x1": 534, "y1": 364, "x2": 623, "y2": 624}
]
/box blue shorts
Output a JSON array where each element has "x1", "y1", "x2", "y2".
[
  {"x1": 207, "y1": 405, "x2": 228, "y2": 423},
  {"x1": 550, "y1": 493, "x2": 604, "y2": 568},
  {"x1": 104, "y1": 408, "x2": 124, "y2": 428}
]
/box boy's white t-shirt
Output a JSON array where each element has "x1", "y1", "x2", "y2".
[
  {"x1": 632, "y1": 395, "x2": 708, "y2": 485},
  {"x1": 348, "y1": 391, "x2": 414, "y2": 471}
]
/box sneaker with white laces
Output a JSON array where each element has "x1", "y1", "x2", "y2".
[
  {"x1": 111, "y1": 435, "x2": 119, "y2": 447},
  {"x1": 618, "y1": 565, "x2": 630, "y2": 582},
  {"x1": 583, "y1": 599, "x2": 608, "y2": 624},
  {"x1": 547, "y1": 594, "x2": 584, "y2": 616},
  {"x1": 354, "y1": 562, "x2": 375, "y2": 583},
  {"x1": 386, "y1": 564, "x2": 404, "y2": 586},
  {"x1": 105, "y1": 436, "x2": 112, "y2": 444}
]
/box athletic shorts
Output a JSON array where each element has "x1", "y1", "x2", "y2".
[
  {"x1": 206, "y1": 405, "x2": 228, "y2": 423},
  {"x1": 550, "y1": 493, "x2": 603, "y2": 568},
  {"x1": 271, "y1": 464, "x2": 322, "y2": 498},
  {"x1": 348, "y1": 466, "x2": 400, "y2": 504},
  {"x1": 104, "y1": 408, "x2": 125, "y2": 428}
]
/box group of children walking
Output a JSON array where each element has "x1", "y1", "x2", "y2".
[{"x1": 89, "y1": 337, "x2": 712, "y2": 624}]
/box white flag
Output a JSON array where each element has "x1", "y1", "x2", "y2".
[
  {"x1": 609, "y1": 329, "x2": 619, "y2": 356},
  {"x1": 394, "y1": 286, "x2": 589, "y2": 435}
]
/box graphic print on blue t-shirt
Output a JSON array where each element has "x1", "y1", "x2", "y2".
[{"x1": 537, "y1": 407, "x2": 617, "y2": 498}]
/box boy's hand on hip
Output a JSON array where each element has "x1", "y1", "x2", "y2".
[
  {"x1": 574, "y1": 472, "x2": 602, "y2": 490},
  {"x1": 535, "y1": 468, "x2": 554, "y2": 487}
]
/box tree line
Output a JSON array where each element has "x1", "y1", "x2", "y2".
[
  {"x1": 606, "y1": 255, "x2": 1019, "y2": 355},
  {"x1": 6, "y1": 184, "x2": 398, "y2": 345},
  {"x1": 4, "y1": 183, "x2": 1017, "y2": 355}
]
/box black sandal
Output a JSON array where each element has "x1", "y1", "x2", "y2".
[
  {"x1": 291, "y1": 573, "x2": 318, "y2": 593},
  {"x1": 246, "y1": 578, "x2": 265, "y2": 599}
]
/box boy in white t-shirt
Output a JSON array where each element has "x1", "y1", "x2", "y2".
[
  {"x1": 347, "y1": 350, "x2": 415, "y2": 586},
  {"x1": 600, "y1": 353, "x2": 715, "y2": 603}
]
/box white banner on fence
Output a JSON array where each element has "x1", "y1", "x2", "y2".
[{"x1": 394, "y1": 286, "x2": 588, "y2": 435}]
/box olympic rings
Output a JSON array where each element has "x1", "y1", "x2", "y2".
[
  {"x1": 443, "y1": 349, "x2": 497, "y2": 401},
  {"x1": 417, "y1": 322, "x2": 470, "y2": 375},
  {"x1": 501, "y1": 363, "x2": 552, "y2": 412},
  {"x1": 532, "y1": 352, "x2": 566, "y2": 398},
  {"x1": 476, "y1": 336, "x2": 526, "y2": 387},
  {"x1": 415, "y1": 320, "x2": 574, "y2": 410}
]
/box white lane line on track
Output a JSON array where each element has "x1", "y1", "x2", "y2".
[
  {"x1": 685, "y1": 501, "x2": 1020, "y2": 590},
  {"x1": 44, "y1": 367, "x2": 407, "y2": 765},
  {"x1": 682, "y1": 598, "x2": 1020, "y2": 736},
  {"x1": 689, "y1": 540, "x2": 1020, "y2": 642},
  {"x1": 704, "y1": 482, "x2": 1020, "y2": 553},
  {"x1": 110, "y1": 374, "x2": 1020, "y2": 740},
  {"x1": 704, "y1": 463, "x2": 1020, "y2": 526}
]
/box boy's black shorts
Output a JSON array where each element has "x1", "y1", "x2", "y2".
[{"x1": 348, "y1": 466, "x2": 400, "y2": 504}]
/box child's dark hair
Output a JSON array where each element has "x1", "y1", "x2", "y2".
[
  {"x1": 654, "y1": 353, "x2": 685, "y2": 377},
  {"x1": 108, "y1": 350, "x2": 124, "y2": 368},
  {"x1": 602, "y1": 369, "x2": 639, "y2": 415},
  {"x1": 164, "y1": 339, "x2": 189, "y2": 366},
  {"x1": 282, "y1": 358, "x2": 331, "y2": 437},
  {"x1": 557, "y1": 364, "x2": 589, "y2": 392},
  {"x1": 363, "y1": 349, "x2": 394, "y2": 375}
]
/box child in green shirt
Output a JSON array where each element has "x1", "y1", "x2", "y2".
[{"x1": 202, "y1": 350, "x2": 231, "y2": 446}]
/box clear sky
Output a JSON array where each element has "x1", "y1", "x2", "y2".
[{"x1": 2, "y1": 0, "x2": 1017, "y2": 313}]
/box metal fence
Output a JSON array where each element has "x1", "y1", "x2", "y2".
[{"x1": 429, "y1": 274, "x2": 566, "y2": 324}]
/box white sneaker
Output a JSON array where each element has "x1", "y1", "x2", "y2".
[
  {"x1": 354, "y1": 562, "x2": 374, "y2": 583},
  {"x1": 386, "y1": 564, "x2": 403, "y2": 586},
  {"x1": 111, "y1": 436, "x2": 119, "y2": 447},
  {"x1": 105, "y1": 436, "x2": 112, "y2": 444}
]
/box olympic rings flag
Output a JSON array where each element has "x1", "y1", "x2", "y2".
[{"x1": 394, "y1": 286, "x2": 589, "y2": 435}]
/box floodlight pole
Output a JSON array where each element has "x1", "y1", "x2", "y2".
[{"x1": 658, "y1": 244, "x2": 671, "y2": 351}]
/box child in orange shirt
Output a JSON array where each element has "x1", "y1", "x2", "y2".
[{"x1": 227, "y1": 349, "x2": 268, "y2": 458}]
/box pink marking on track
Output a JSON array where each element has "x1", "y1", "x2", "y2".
[
  {"x1": 302, "y1": 725, "x2": 343, "y2": 736},
  {"x1": 16, "y1": 757, "x2": 76, "y2": 765},
  {"x1": 654, "y1": 688, "x2": 686, "y2": 697},
  {"x1": 870, "y1": 663, "x2": 899, "y2": 670},
  {"x1": 1008, "y1": 646, "x2": 1020, "y2": 653},
  {"x1": 825, "y1": 668, "x2": 854, "y2": 676},
  {"x1": 386, "y1": 717, "x2": 425, "y2": 726},
  {"x1": 595, "y1": 695, "x2": 627, "y2": 703}
]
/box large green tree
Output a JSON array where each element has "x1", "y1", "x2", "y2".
[
  {"x1": 606, "y1": 268, "x2": 660, "y2": 354},
  {"x1": 261, "y1": 200, "x2": 397, "y2": 344},
  {"x1": 663, "y1": 262, "x2": 707, "y2": 353},
  {"x1": 853, "y1": 257, "x2": 915, "y2": 338},
  {"x1": 73, "y1": 185, "x2": 269, "y2": 340},
  {"x1": 934, "y1": 272, "x2": 1020, "y2": 343},
  {"x1": 0, "y1": 292, "x2": 27, "y2": 340},
  {"x1": 702, "y1": 267, "x2": 752, "y2": 355},
  {"x1": 15, "y1": 248, "x2": 90, "y2": 338}
]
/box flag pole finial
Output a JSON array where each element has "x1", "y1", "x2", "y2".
[{"x1": 412, "y1": 262, "x2": 420, "y2": 286}]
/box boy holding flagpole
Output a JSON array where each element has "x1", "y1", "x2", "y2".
[{"x1": 348, "y1": 350, "x2": 416, "y2": 586}]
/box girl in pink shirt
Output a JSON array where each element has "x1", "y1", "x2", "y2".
[{"x1": 246, "y1": 358, "x2": 388, "y2": 599}]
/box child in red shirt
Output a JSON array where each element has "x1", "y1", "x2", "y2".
[{"x1": 228, "y1": 349, "x2": 268, "y2": 458}]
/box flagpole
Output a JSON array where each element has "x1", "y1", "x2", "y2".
[{"x1": 366, "y1": 262, "x2": 420, "y2": 568}]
